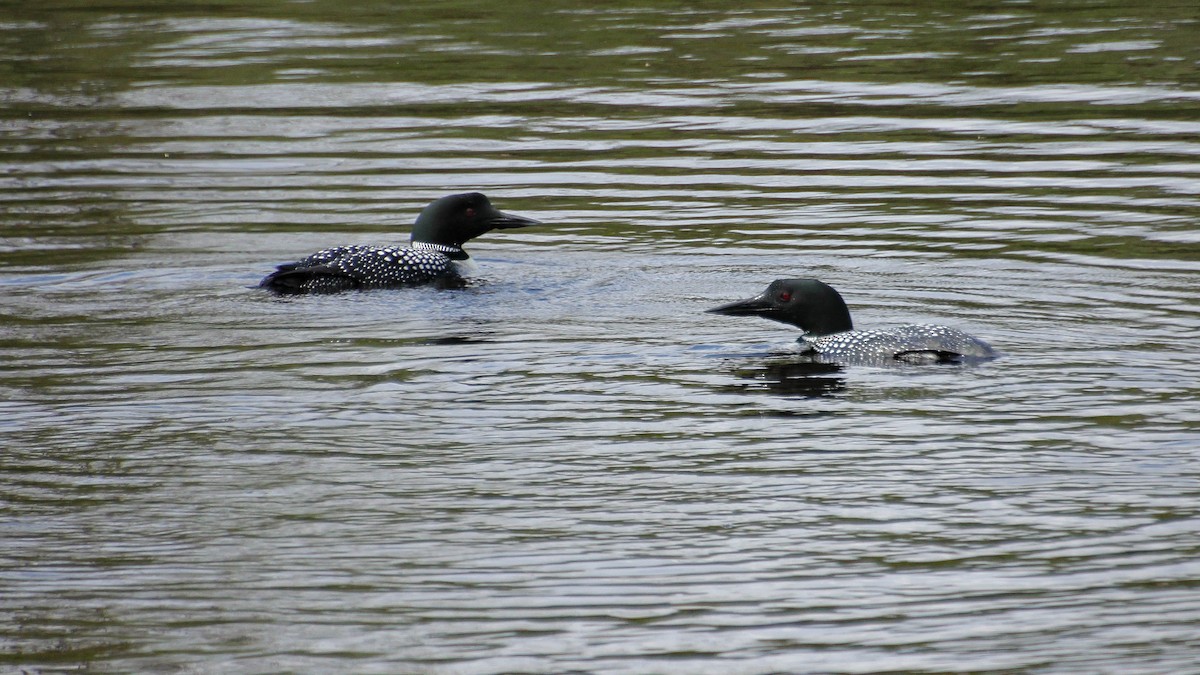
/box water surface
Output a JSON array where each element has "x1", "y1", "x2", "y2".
[{"x1": 3, "y1": 1, "x2": 1200, "y2": 672}]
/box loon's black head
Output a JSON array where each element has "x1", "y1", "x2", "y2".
[
  {"x1": 707, "y1": 278, "x2": 855, "y2": 337},
  {"x1": 409, "y1": 192, "x2": 539, "y2": 260}
]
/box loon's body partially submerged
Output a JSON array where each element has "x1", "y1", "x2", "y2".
[
  {"x1": 708, "y1": 278, "x2": 997, "y2": 365},
  {"x1": 259, "y1": 192, "x2": 539, "y2": 294}
]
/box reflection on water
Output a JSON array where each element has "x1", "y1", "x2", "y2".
[
  {"x1": 2, "y1": 0, "x2": 1200, "y2": 672},
  {"x1": 726, "y1": 358, "x2": 848, "y2": 398}
]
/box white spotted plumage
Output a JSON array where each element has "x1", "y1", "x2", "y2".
[
  {"x1": 801, "y1": 324, "x2": 995, "y2": 364},
  {"x1": 282, "y1": 244, "x2": 460, "y2": 293}
]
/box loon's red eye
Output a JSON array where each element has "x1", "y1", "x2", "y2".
[
  {"x1": 465, "y1": 207, "x2": 476, "y2": 218},
  {"x1": 778, "y1": 292, "x2": 791, "y2": 302}
]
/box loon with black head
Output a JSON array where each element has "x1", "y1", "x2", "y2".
[
  {"x1": 259, "y1": 192, "x2": 539, "y2": 295},
  {"x1": 708, "y1": 278, "x2": 998, "y2": 365}
]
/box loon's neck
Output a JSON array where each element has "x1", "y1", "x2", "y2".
[
  {"x1": 794, "y1": 307, "x2": 853, "y2": 337},
  {"x1": 413, "y1": 240, "x2": 469, "y2": 260}
]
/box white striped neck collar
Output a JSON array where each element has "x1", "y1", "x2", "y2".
[{"x1": 412, "y1": 241, "x2": 468, "y2": 260}]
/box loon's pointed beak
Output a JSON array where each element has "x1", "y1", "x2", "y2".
[
  {"x1": 707, "y1": 292, "x2": 774, "y2": 317},
  {"x1": 486, "y1": 210, "x2": 540, "y2": 230}
]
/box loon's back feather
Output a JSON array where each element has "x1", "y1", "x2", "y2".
[
  {"x1": 802, "y1": 324, "x2": 997, "y2": 365},
  {"x1": 260, "y1": 245, "x2": 459, "y2": 295}
]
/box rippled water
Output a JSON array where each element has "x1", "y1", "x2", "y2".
[{"x1": 3, "y1": 2, "x2": 1200, "y2": 672}]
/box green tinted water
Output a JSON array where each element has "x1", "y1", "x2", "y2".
[{"x1": 3, "y1": 1, "x2": 1199, "y2": 672}]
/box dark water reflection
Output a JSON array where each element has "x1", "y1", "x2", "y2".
[
  {"x1": 721, "y1": 357, "x2": 849, "y2": 399},
  {"x1": 3, "y1": 1, "x2": 1200, "y2": 672}
]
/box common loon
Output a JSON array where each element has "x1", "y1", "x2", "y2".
[
  {"x1": 259, "y1": 192, "x2": 539, "y2": 294},
  {"x1": 708, "y1": 278, "x2": 997, "y2": 365}
]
